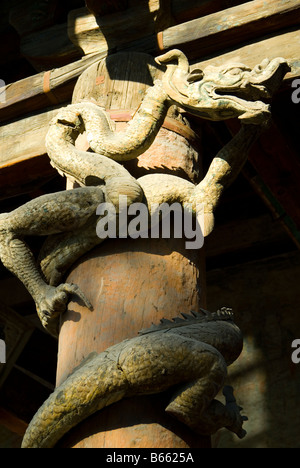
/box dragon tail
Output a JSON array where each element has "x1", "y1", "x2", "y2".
[{"x1": 21, "y1": 351, "x2": 129, "y2": 448}]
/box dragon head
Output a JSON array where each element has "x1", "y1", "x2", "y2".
[{"x1": 156, "y1": 50, "x2": 290, "y2": 125}]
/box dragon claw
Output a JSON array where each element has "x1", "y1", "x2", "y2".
[
  {"x1": 36, "y1": 283, "x2": 93, "y2": 333},
  {"x1": 59, "y1": 283, "x2": 94, "y2": 311},
  {"x1": 223, "y1": 385, "x2": 248, "y2": 439}
]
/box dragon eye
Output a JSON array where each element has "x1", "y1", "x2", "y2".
[
  {"x1": 187, "y1": 69, "x2": 204, "y2": 83},
  {"x1": 227, "y1": 68, "x2": 241, "y2": 75}
]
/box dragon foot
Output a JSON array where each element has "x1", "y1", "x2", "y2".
[
  {"x1": 36, "y1": 283, "x2": 93, "y2": 334},
  {"x1": 223, "y1": 385, "x2": 248, "y2": 439}
]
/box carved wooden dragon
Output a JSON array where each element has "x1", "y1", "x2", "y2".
[
  {"x1": 0, "y1": 50, "x2": 290, "y2": 447},
  {"x1": 0, "y1": 50, "x2": 289, "y2": 334},
  {"x1": 22, "y1": 307, "x2": 245, "y2": 448}
]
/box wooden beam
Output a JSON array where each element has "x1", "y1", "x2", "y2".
[
  {"x1": 20, "y1": 22, "x2": 82, "y2": 72},
  {"x1": 68, "y1": 5, "x2": 167, "y2": 56},
  {"x1": 0, "y1": 407, "x2": 27, "y2": 436},
  {"x1": 1, "y1": 0, "x2": 299, "y2": 123},
  {"x1": 1, "y1": 26, "x2": 299, "y2": 125},
  {"x1": 0, "y1": 106, "x2": 60, "y2": 198},
  {"x1": 0, "y1": 107, "x2": 60, "y2": 165},
  {"x1": 0, "y1": 26, "x2": 299, "y2": 197},
  {"x1": 15, "y1": 0, "x2": 300, "y2": 72},
  {"x1": 159, "y1": 0, "x2": 300, "y2": 58},
  {"x1": 195, "y1": 28, "x2": 300, "y2": 88},
  {"x1": 84, "y1": 0, "x2": 251, "y2": 19},
  {"x1": 0, "y1": 157, "x2": 57, "y2": 201},
  {"x1": 171, "y1": 0, "x2": 250, "y2": 24},
  {"x1": 0, "y1": 51, "x2": 106, "y2": 124}
]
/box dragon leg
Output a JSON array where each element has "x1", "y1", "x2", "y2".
[
  {"x1": 165, "y1": 352, "x2": 246, "y2": 438},
  {"x1": 0, "y1": 186, "x2": 104, "y2": 331},
  {"x1": 187, "y1": 385, "x2": 247, "y2": 439},
  {"x1": 38, "y1": 213, "x2": 102, "y2": 287},
  {"x1": 164, "y1": 345, "x2": 227, "y2": 431},
  {"x1": 118, "y1": 332, "x2": 243, "y2": 437}
]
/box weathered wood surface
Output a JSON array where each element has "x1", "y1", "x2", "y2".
[
  {"x1": 57, "y1": 237, "x2": 208, "y2": 449},
  {"x1": 21, "y1": 23, "x2": 82, "y2": 72},
  {"x1": 55, "y1": 52, "x2": 207, "y2": 447},
  {"x1": 4, "y1": 0, "x2": 84, "y2": 74},
  {"x1": 0, "y1": 107, "x2": 59, "y2": 165},
  {"x1": 1, "y1": 26, "x2": 299, "y2": 125},
  {"x1": 0, "y1": 106, "x2": 60, "y2": 199},
  {"x1": 171, "y1": 0, "x2": 250, "y2": 24},
  {"x1": 159, "y1": 0, "x2": 300, "y2": 58},
  {"x1": 85, "y1": 0, "x2": 250, "y2": 22},
  {"x1": 67, "y1": 5, "x2": 167, "y2": 56},
  {"x1": 195, "y1": 28, "x2": 300, "y2": 78},
  {"x1": 1, "y1": 0, "x2": 299, "y2": 123},
  {"x1": 0, "y1": 23, "x2": 299, "y2": 200},
  {"x1": 85, "y1": 0, "x2": 249, "y2": 22},
  {"x1": 13, "y1": 0, "x2": 300, "y2": 72},
  {"x1": 0, "y1": 51, "x2": 107, "y2": 124}
]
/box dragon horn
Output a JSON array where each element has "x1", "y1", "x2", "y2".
[{"x1": 155, "y1": 49, "x2": 190, "y2": 72}]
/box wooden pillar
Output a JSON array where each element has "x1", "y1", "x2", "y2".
[{"x1": 55, "y1": 52, "x2": 210, "y2": 448}]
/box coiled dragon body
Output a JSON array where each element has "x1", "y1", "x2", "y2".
[
  {"x1": 0, "y1": 50, "x2": 289, "y2": 447},
  {"x1": 22, "y1": 308, "x2": 245, "y2": 448}
]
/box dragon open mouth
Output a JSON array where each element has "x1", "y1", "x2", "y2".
[
  {"x1": 157, "y1": 50, "x2": 290, "y2": 124},
  {"x1": 211, "y1": 56, "x2": 290, "y2": 101},
  {"x1": 212, "y1": 88, "x2": 270, "y2": 116}
]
